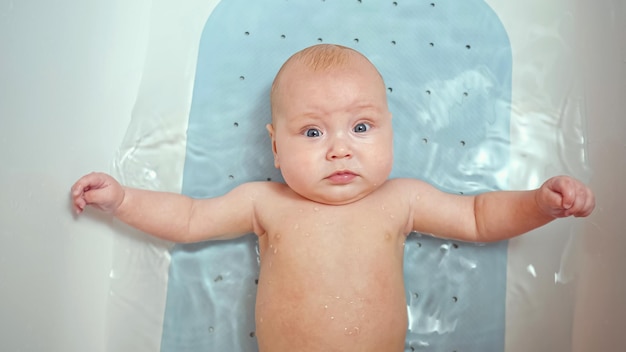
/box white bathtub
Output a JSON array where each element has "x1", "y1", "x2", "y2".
[{"x1": 0, "y1": 0, "x2": 624, "y2": 351}]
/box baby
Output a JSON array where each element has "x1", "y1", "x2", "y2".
[{"x1": 71, "y1": 44, "x2": 595, "y2": 352}]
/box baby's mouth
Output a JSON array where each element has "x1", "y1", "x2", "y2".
[{"x1": 326, "y1": 170, "x2": 358, "y2": 184}]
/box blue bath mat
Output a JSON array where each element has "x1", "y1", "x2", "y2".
[{"x1": 161, "y1": 1, "x2": 512, "y2": 351}]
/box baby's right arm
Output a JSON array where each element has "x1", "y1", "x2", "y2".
[{"x1": 71, "y1": 172, "x2": 257, "y2": 243}]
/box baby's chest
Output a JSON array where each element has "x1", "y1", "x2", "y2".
[
  {"x1": 258, "y1": 204, "x2": 406, "y2": 266},
  {"x1": 255, "y1": 205, "x2": 408, "y2": 333}
]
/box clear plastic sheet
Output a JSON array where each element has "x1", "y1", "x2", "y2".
[{"x1": 108, "y1": 1, "x2": 592, "y2": 351}]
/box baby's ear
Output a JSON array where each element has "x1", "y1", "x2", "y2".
[{"x1": 266, "y1": 124, "x2": 280, "y2": 169}]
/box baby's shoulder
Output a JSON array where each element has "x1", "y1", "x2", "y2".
[
  {"x1": 237, "y1": 180, "x2": 298, "y2": 202},
  {"x1": 380, "y1": 177, "x2": 435, "y2": 195}
]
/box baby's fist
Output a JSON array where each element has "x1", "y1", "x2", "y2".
[
  {"x1": 537, "y1": 176, "x2": 595, "y2": 218},
  {"x1": 71, "y1": 172, "x2": 125, "y2": 214}
]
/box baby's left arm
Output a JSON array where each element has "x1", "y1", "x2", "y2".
[
  {"x1": 408, "y1": 175, "x2": 595, "y2": 242},
  {"x1": 471, "y1": 175, "x2": 595, "y2": 242}
]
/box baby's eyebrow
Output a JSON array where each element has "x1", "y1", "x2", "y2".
[
  {"x1": 295, "y1": 112, "x2": 325, "y2": 122},
  {"x1": 350, "y1": 104, "x2": 387, "y2": 115}
]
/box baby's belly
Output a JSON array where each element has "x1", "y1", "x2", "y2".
[{"x1": 254, "y1": 242, "x2": 408, "y2": 352}]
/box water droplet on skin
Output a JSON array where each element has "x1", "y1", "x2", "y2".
[
  {"x1": 324, "y1": 305, "x2": 328, "y2": 309},
  {"x1": 273, "y1": 247, "x2": 278, "y2": 254},
  {"x1": 330, "y1": 316, "x2": 335, "y2": 320},
  {"x1": 294, "y1": 224, "x2": 299, "y2": 230},
  {"x1": 314, "y1": 207, "x2": 320, "y2": 212},
  {"x1": 344, "y1": 327, "x2": 361, "y2": 336},
  {"x1": 389, "y1": 214, "x2": 395, "y2": 219},
  {"x1": 259, "y1": 318, "x2": 264, "y2": 323},
  {"x1": 384, "y1": 234, "x2": 391, "y2": 240},
  {"x1": 304, "y1": 232, "x2": 310, "y2": 237}
]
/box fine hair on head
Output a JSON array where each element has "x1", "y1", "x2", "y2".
[{"x1": 270, "y1": 44, "x2": 381, "y2": 115}]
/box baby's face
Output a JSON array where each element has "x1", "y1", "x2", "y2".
[{"x1": 268, "y1": 55, "x2": 393, "y2": 205}]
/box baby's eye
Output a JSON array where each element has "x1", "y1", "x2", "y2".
[
  {"x1": 305, "y1": 128, "x2": 322, "y2": 137},
  {"x1": 353, "y1": 122, "x2": 371, "y2": 133}
]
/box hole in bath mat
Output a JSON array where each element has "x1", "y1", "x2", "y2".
[
  {"x1": 249, "y1": 331, "x2": 256, "y2": 338},
  {"x1": 429, "y1": 42, "x2": 435, "y2": 47},
  {"x1": 466, "y1": 44, "x2": 471, "y2": 49},
  {"x1": 208, "y1": 327, "x2": 214, "y2": 333},
  {"x1": 460, "y1": 140, "x2": 466, "y2": 146},
  {"x1": 233, "y1": 122, "x2": 239, "y2": 127},
  {"x1": 266, "y1": 177, "x2": 272, "y2": 181},
  {"x1": 391, "y1": 40, "x2": 396, "y2": 45},
  {"x1": 430, "y1": 2, "x2": 435, "y2": 7},
  {"x1": 228, "y1": 175, "x2": 235, "y2": 180},
  {"x1": 453, "y1": 296, "x2": 459, "y2": 302},
  {"x1": 244, "y1": 31, "x2": 250, "y2": 36},
  {"x1": 387, "y1": 87, "x2": 393, "y2": 93},
  {"x1": 280, "y1": 34, "x2": 286, "y2": 39},
  {"x1": 239, "y1": 76, "x2": 245, "y2": 80},
  {"x1": 214, "y1": 275, "x2": 223, "y2": 282},
  {"x1": 422, "y1": 138, "x2": 428, "y2": 144},
  {"x1": 425, "y1": 90, "x2": 431, "y2": 95},
  {"x1": 393, "y1": 1, "x2": 398, "y2": 6},
  {"x1": 353, "y1": 38, "x2": 359, "y2": 43},
  {"x1": 317, "y1": 37, "x2": 323, "y2": 42}
]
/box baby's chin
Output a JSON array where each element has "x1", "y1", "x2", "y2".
[{"x1": 292, "y1": 186, "x2": 380, "y2": 206}]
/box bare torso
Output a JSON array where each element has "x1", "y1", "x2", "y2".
[{"x1": 252, "y1": 181, "x2": 412, "y2": 352}]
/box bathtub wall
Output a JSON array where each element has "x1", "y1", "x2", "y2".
[
  {"x1": 570, "y1": 1, "x2": 626, "y2": 350},
  {"x1": 0, "y1": 0, "x2": 150, "y2": 350},
  {"x1": 0, "y1": 0, "x2": 624, "y2": 351}
]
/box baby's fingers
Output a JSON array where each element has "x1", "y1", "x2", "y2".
[
  {"x1": 70, "y1": 172, "x2": 116, "y2": 214},
  {"x1": 540, "y1": 176, "x2": 595, "y2": 218},
  {"x1": 72, "y1": 172, "x2": 107, "y2": 193},
  {"x1": 73, "y1": 196, "x2": 86, "y2": 214},
  {"x1": 568, "y1": 186, "x2": 595, "y2": 217},
  {"x1": 540, "y1": 186, "x2": 567, "y2": 216},
  {"x1": 70, "y1": 181, "x2": 90, "y2": 214}
]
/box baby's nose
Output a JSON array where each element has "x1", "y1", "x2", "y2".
[{"x1": 326, "y1": 138, "x2": 352, "y2": 160}]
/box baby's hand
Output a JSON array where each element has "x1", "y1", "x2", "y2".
[
  {"x1": 71, "y1": 172, "x2": 125, "y2": 215},
  {"x1": 536, "y1": 176, "x2": 595, "y2": 218}
]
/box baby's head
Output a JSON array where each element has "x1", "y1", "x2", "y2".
[{"x1": 267, "y1": 44, "x2": 393, "y2": 205}]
